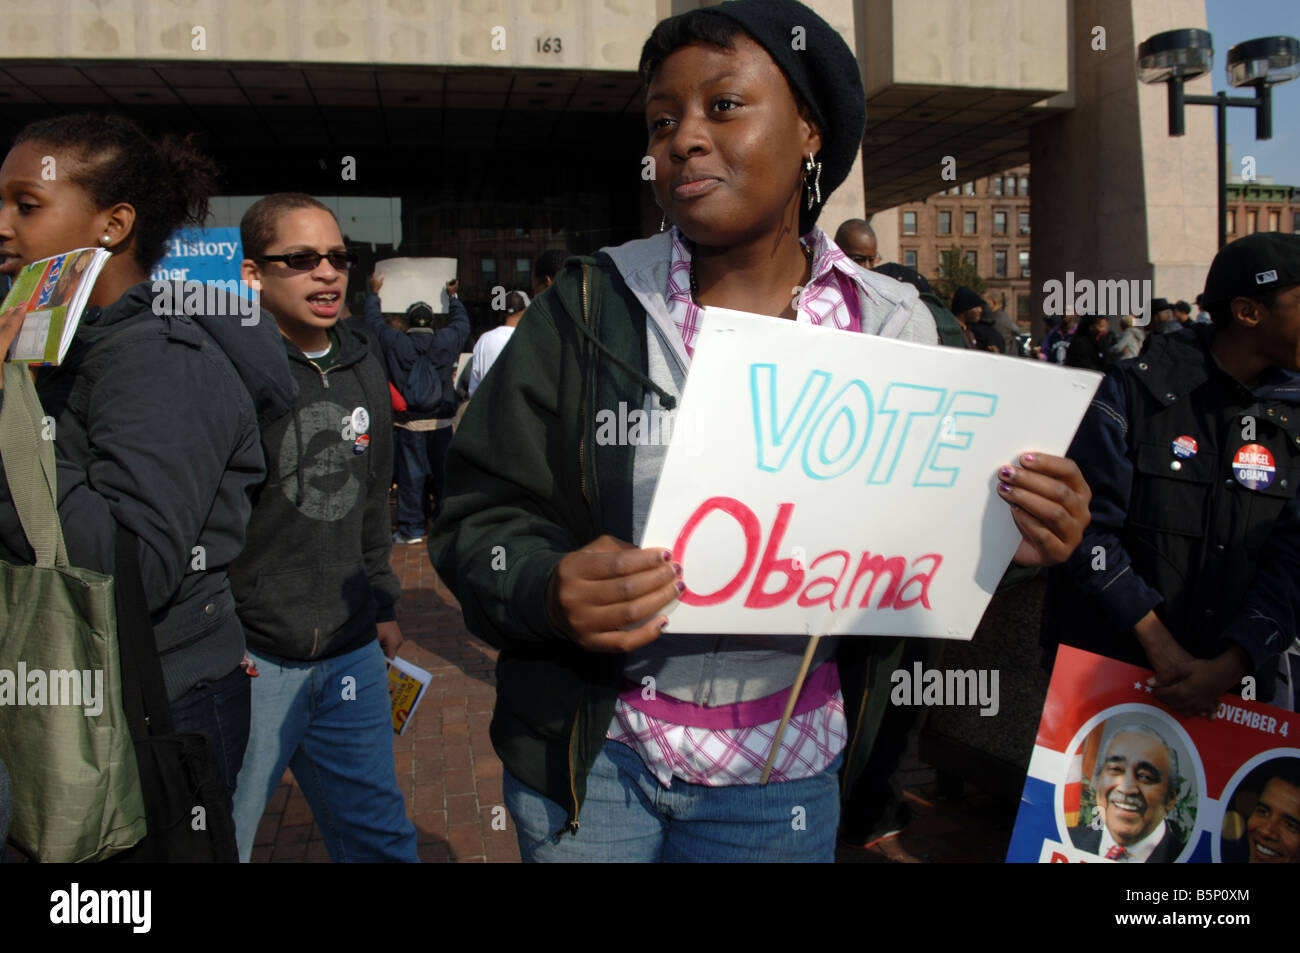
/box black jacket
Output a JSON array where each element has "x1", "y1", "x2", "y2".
[
  {"x1": 229, "y1": 321, "x2": 400, "y2": 660},
  {"x1": 1068, "y1": 824, "x2": 1185, "y2": 862},
  {"x1": 362, "y1": 292, "x2": 469, "y2": 423},
  {"x1": 1043, "y1": 325, "x2": 1300, "y2": 673},
  {"x1": 0, "y1": 281, "x2": 298, "y2": 700},
  {"x1": 1064, "y1": 331, "x2": 1112, "y2": 372}
]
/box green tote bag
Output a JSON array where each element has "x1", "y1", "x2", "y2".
[{"x1": 0, "y1": 361, "x2": 147, "y2": 862}]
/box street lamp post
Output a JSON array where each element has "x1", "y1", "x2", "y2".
[{"x1": 1137, "y1": 29, "x2": 1299, "y2": 249}]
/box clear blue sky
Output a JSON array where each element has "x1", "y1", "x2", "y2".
[{"x1": 1205, "y1": 0, "x2": 1300, "y2": 185}]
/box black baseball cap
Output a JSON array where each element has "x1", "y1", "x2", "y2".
[
  {"x1": 1202, "y1": 232, "x2": 1300, "y2": 312},
  {"x1": 874, "y1": 262, "x2": 933, "y2": 296}
]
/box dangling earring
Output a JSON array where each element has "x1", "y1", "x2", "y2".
[
  {"x1": 802, "y1": 153, "x2": 822, "y2": 211},
  {"x1": 659, "y1": 212, "x2": 667, "y2": 233}
]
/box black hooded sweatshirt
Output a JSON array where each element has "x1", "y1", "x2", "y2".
[
  {"x1": 228, "y1": 320, "x2": 400, "y2": 661},
  {"x1": 0, "y1": 281, "x2": 298, "y2": 700}
]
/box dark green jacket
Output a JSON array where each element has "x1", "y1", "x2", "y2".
[
  {"x1": 922, "y1": 292, "x2": 969, "y2": 349},
  {"x1": 429, "y1": 253, "x2": 906, "y2": 837}
]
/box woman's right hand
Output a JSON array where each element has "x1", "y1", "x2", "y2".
[{"x1": 546, "y1": 534, "x2": 682, "y2": 652}]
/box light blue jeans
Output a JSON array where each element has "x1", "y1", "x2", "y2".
[
  {"x1": 503, "y1": 738, "x2": 842, "y2": 862},
  {"x1": 233, "y1": 639, "x2": 418, "y2": 862}
]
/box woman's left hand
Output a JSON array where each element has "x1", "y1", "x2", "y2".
[{"x1": 997, "y1": 452, "x2": 1091, "y2": 567}]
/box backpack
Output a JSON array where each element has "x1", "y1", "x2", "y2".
[{"x1": 401, "y1": 347, "x2": 460, "y2": 417}]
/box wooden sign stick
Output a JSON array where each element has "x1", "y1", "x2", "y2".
[{"x1": 759, "y1": 634, "x2": 822, "y2": 785}]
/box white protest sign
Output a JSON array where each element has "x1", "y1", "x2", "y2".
[
  {"x1": 374, "y1": 257, "x2": 457, "y2": 313},
  {"x1": 641, "y1": 308, "x2": 1101, "y2": 639}
]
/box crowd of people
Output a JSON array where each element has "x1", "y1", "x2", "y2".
[{"x1": 1, "y1": 0, "x2": 1299, "y2": 865}]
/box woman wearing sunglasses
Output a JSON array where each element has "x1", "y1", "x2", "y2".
[
  {"x1": 431, "y1": 0, "x2": 1092, "y2": 862},
  {"x1": 0, "y1": 114, "x2": 297, "y2": 829}
]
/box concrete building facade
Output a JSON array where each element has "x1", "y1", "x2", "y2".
[{"x1": 0, "y1": 0, "x2": 1223, "y2": 338}]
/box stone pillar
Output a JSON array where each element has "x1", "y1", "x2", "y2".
[{"x1": 1029, "y1": 0, "x2": 1217, "y2": 340}]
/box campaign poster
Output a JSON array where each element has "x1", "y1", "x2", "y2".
[
  {"x1": 640, "y1": 307, "x2": 1101, "y2": 638},
  {"x1": 1007, "y1": 644, "x2": 1300, "y2": 863}
]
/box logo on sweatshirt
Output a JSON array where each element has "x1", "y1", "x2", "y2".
[{"x1": 279, "y1": 400, "x2": 362, "y2": 521}]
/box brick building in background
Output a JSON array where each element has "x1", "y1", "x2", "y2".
[
  {"x1": 1225, "y1": 181, "x2": 1299, "y2": 242},
  {"x1": 891, "y1": 164, "x2": 1033, "y2": 330}
]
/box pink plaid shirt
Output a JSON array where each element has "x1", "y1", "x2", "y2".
[
  {"x1": 664, "y1": 225, "x2": 867, "y2": 357},
  {"x1": 608, "y1": 225, "x2": 869, "y2": 787}
]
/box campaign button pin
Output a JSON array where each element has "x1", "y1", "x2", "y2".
[
  {"x1": 353, "y1": 433, "x2": 371, "y2": 455},
  {"x1": 350, "y1": 407, "x2": 370, "y2": 436},
  {"x1": 1172, "y1": 435, "x2": 1198, "y2": 459},
  {"x1": 1232, "y1": 443, "x2": 1275, "y2": 490}
]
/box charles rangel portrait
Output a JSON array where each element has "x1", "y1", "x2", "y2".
[
  {"x1": 1220, "y1": 757, "x2": 1300, "y2": 864},
  {"x1": 1067, "y1": 717, "x2": 1196, "y2": 862}
]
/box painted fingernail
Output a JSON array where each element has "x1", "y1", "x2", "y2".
[
  {"x1": 662, "y1": 550, "x2": 673, "y2": 561},
  {"x1": 675, "y1": 581, "x2": 686, "y2": 594},
  {"x1": 659, "y1": 618, "x2": 669, "y2": 630},
  {"x1": 999, "y1": 466, "x2": 1014, "y2": 480},
  {"x1": 672, "y1": 562, "x2": 683, "y2": 577},
  {"x1": 998, "y1": 482, "x2": 1012, "y2": 493},
  {"x1": 1021, "y1": 453, "x2": 1036, "y2": 464}
]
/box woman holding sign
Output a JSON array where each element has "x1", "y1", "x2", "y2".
[{"x1": 431, "y1": 0, "x2": 1091, "y2": 862}]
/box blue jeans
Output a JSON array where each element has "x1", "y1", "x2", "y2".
[
  {"x1": 232, "y1": 640, "x2": 417, "y2": 862},
  {"x1": 503, "y1": 738, "x2": 842, "y2": 862},
  {"x1": 394, "y1": 427, "x2": 452, "y2": 538}
]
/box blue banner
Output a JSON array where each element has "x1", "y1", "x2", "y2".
[{"x1": 150, "y1": 227, "x2": 243, "y2": 285}]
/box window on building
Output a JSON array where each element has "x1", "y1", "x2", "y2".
[
  {"x1": 481, "y1": 257, "x2": 496, "y2": 278},
  {"x1": 992, "y1": 176, "x2": 1003, "y2": 196},
  {"x1": 938, "y1": 210, "x2": 951, "y2": 235},
  {"x1": 1006, "y1": 177, "x2": 1017, "y2": 197},
  {"x1": 903, "y1": 211, "x2": 917, "y2": 235},
  {"x1": 1269, "y1": 210, "x2": 1280, "y2": 231},
  {"x1": 1018, "y1": 251, "x2": 1030, "y2": 277},
  {"x1": 1018, "y1": 211, "x2": 1030, "y2": 236},
  {"x1": 515, "y1": 257, "x2": 531, "y2": 280},
  {"x1": 1248, "y1": 210, "x2": 1258, "y2": 233},
  {"x1": 948, "y1": 185, "x2": 960, "y2": 195},
  {"x1": 964, "y1": 211, "x2": 977, "y2": 235},
  {"x1": 1228, "y1": 210, "x2": 1237, "y2": 233},
  {"x1": 1019, "y1": 176, "x2": 1029, "y2": 197},
  {"x1": 964, "y1": 181, "x2": 976, "y2": 196},
  {"x1": 1293, "y1": 212, "x2": 1300, "y2": 232},
  {"x1": 994, "y1": 249, "x2": 1007, "y2": 278},
  {"x1": 903, "y1": 249, "x2": 918, "y2": 270},
  {"x1": 1017, "y1": 294, "x2": 1030, "y2": 322},
  {"x1": 965, "y1": 250, "x2": 977, "y2": 269},
  {"x1": 993, "y1": 210, "x2": 1007, "y2": 235}
]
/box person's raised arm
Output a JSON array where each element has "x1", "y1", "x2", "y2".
[{"x1": 363, "y1": 274, "x2": 416, "y2": 364}]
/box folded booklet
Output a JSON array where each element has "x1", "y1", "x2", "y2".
[
  {"x1": 386, "y1": 655, "x2": 433, "y2": 736},
  {"x1": 3, "y1": 248, "x2": 111, "y2": 365}
]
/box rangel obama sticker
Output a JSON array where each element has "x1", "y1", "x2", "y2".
[
  {"x1": 350, "y1": 407, "x2": 370, "y2": 436},
  {"x1": 353, "y1": 433, "x2": 370, "y2": 455},
  {"x1": 1172, "y1": 435, "x2": 1198, "y2": 459},
  {"x1": 1232, "y1": 443, "x2": 1275, "y2": 490}
]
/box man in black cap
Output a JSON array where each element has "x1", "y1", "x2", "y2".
[
  {"x1": 1150, "y1": 297, "x2": 1180, "y2": 336},
  {"x1": 876, "y1": 262, "x2": 966, "y2": 347},
  {"x1": 951, "y1": 285, "x2": 1003, "y2": 352},
  {"x1": 1043, "y1": 232, "x2": 1300, "y2": 716}
]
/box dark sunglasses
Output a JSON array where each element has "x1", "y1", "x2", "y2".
[{"x1": 257, "y1": 250, "x2": 358, "y2": 271}]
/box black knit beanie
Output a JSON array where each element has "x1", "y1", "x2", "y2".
[
  {"x1": 951, "y1": 286, "x2": 984, "y2": 315},
  {"x1": 644, "y1": 0, "x2": 866, "y2": 235}
]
